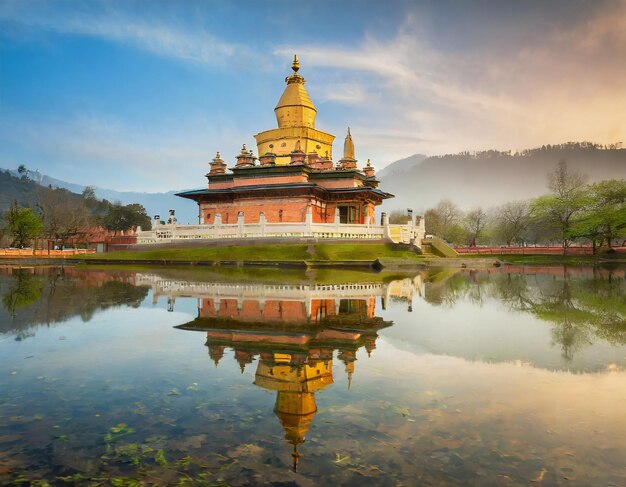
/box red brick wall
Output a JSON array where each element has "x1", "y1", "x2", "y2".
[
  {"x1": 208, "y1": 181, "x2": 234, "y2": 189},
  {"x1": 201, "y1": 197, "x2": 311, "y2": 224}
]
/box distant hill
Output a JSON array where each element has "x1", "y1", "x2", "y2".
[
  {"x1": 379, "y1": 143, "x2": 626, "y2": 212},
  {"x1": 0, "y1": 169, "x2": 82, "y2": 214},
  {"x1": 377, "y1": 153, "x2": 428, "y2": 179},
  {"x1": 3, "y1": 168, "x2": 198, "y2": 224}
]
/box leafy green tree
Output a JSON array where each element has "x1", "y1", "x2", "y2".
[
  {"x1": 530, "y1": 160, "x2": 590, "y2": 248},
  {"x1": 4, "y1": 203, "x2": 42, "y2": 248},
  {"x1": 570, "y1": 179, "x2": 626, "y2": 250},
  {"x1": 101, "y1": 203, "x2": 151, "y2": 234}
]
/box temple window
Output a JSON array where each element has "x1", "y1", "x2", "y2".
[{"x1": 339, "y1": 206, "x2": 357, "y2": 224}]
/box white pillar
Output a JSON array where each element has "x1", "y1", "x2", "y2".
[
  {"x1": 214, "y1": 213, "x2": 221, "y2": 239},
  {"x1": 259, "y1": 212, "x2": 266, "y2": 237},
  {"x1": 237, "y1": 211, "x2": 244, "y2": 237},
  {"x1": 305, "y1": 205, "x2": 313, "y2": 236}
]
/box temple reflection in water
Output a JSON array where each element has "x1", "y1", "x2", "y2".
[{"x1": 134, "y1": 273, "x2": 422, "y2": 470}]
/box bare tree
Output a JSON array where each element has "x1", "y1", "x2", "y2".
[
  {"x1": 37, "y1": 188, "x2": 92, "y2": 244},
  {"x1": 464, "y1": 207, "x2": 487, "y2": 246},
  {"x1": 548, "y1": 159, "x2": 588, "y2": 198},
  {"x1": 425, "y1": 199, "x2": 465, "y2": 244},
  {"x1": 492, "y1": 201, "x2": 530, "y2": 246}
]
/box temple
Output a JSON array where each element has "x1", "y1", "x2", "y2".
[{"x1": 136, "y1": 56, "x2": 425, "y2": 245}]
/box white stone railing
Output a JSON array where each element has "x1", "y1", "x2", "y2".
[
  {"x1": 137, "y1": 213, "x2": 425, "y2": 246},
  {"x1": 133, "y1": 273, "x2": 424, "y2": 308}
]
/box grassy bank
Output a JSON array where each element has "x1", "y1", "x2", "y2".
[{"x1": 80, "y1": 242, "x2": 425, "y2": 264}]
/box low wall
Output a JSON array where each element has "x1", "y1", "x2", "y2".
[
  {"x1": 454, "y1": 246, "x2": 617, "y2": 256},
  {"x1": 137, "y1": 220, "x2": 426, "y2": 246},
  {"x1": 0, "y1": 248, "x2": 96, "y2": 258}
]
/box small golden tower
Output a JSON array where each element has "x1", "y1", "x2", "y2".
[{"x1": 339, "y1": 128, "x2": 357, "y2": 170}]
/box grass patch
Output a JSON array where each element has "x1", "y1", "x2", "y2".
[
  {"x1": 82, "y1": 243, "x2": 424, "y2": 264},
  {"x1": 312, "y1": 243, "x2": 424, "y2": 261},
  {"x1": 82, "y1": 244, "x2": 310, "y2": 262}
]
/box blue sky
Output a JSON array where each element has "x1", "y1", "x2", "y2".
[{"x1": 1, "y1": 0, "x2": 625, "y2": 192}]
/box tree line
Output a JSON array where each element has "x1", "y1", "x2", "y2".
[
  {"x1": 0, "y1": 168, "x2": 151, "y2": 248},
  {"x1": 428, "y1": 141, "x2": 624, "y2": 161},
  {"x1": 394, "y1": 161, "x2": 625, "y2": 251}
]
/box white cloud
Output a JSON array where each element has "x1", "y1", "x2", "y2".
[
  {"x1": 0, "y1": 115, "x2": 250, "y2": 191},
  {"x1": 275, "y1": 1, "x2": 626, "y2": 163},
  {"x1": 2, "y1": 0, "x2": 624, "y2": 181},
  {"x1": 0, "y1": 2, "x2": 255, "y2": 68},
  {"x1": 314, "y1": 82, "x2": 368, "y2": 104}
]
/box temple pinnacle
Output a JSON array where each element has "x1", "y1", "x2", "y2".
[{"x1": 292, "y1": 54, "x2": 300, "y2": 73}]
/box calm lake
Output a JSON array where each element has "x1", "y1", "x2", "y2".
[{"x1": 1, "y1": 264, "x2": 625, "y2": 486}]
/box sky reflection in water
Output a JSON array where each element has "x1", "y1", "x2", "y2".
[{"x1": 0, "y1": 265, "x2": 625, "y2": 486}]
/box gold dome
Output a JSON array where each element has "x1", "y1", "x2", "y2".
[
  {"x1": 274, "y1": 55, "x2": 317, "y2": 129},
  {"x1": 255, "y1": 55, "x2": 335, "y2": 164}
]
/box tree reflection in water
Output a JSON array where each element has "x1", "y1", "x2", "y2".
[
  {"x1": 426, "y1": 266, "x2": 626, "y2": 361},
  {"x1": 0, "y1": 267, "x2": 149, "y2": 337}
]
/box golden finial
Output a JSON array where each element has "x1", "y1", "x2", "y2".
[
  {"x1": 292, "y1": 54, "x2": 300, "y2": 73},
  {"x1": 216, "y1": 151, "x2": 221, "y2": 159},
  {"x1": 366, "y1": 158, "x2": 371, "y2": 167}
]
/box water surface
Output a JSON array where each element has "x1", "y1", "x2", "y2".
[{"x1": 1, "y1": 265, "x2": 625, "y2": 486}]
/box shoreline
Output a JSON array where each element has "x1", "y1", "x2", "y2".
[{"x1": 2, "y1": 255, "x2": 623, "y2": 270}]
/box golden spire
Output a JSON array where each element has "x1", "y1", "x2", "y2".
[
  {"x1": 292, "y1": 54, "x2": 300, "y2": 73},
  {"x1": 274, "y1": 55, "x2": 317, "y2": 129},
  {"x1": 343, "y1": 127, "x2": 355, "y2": 161}
]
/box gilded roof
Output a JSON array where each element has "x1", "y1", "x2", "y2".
[{"x1": 275, "y1": 81, "x2": 316, "y2": 112}]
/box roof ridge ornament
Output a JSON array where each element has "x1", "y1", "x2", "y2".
[
  {"x1": 292, "y1": 54, "x2": 300, "y2": 73},
  {"x1": 285, "y1": 54, "x2": 305, "y2": 85}
]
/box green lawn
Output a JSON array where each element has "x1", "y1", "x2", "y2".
[
  {"x1": 81, "y1": 242, "x2": 424, "y2": 263},
  {"x1": 82, "y1": 244, "x2": 310, "y2": 262},
  {"x1": 312, "y1": 243, "x2": 424, "y2": 261}
]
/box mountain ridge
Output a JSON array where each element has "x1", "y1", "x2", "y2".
[
  {"x1": 4, "y1": 168, "x2": 198, "y2": 224},
  {"x1": 4, "y1": 142, "x2": 625, "y2": 221},
  {"x1": 379, "y1": 144, "x2": 626, "y2": 212}
]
